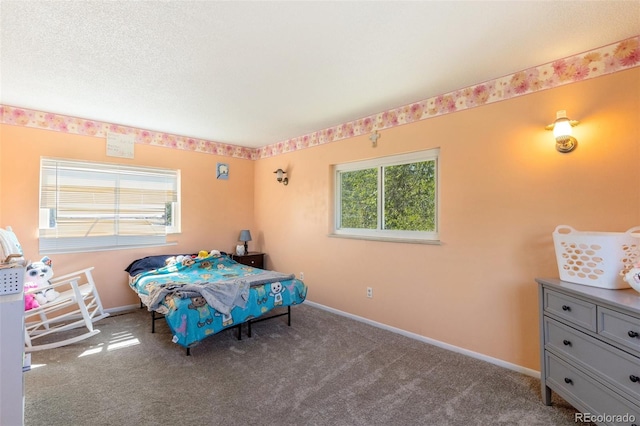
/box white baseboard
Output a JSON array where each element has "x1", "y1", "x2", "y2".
[
  {"x1": 106, "y1": 304, "x2": 140, "y2": 315},
  {"x1": 26, "y1": 303, "x2": 139, "y2": 327},
  {"x1": 304, "y1": 300, "x2": 540, "y2": 379}
]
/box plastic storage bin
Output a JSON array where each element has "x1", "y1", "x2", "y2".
[{"x1": 553, "y1": 225, "x2": 640, "y2": 289}]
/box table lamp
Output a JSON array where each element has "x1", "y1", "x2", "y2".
[{"x1": 239, "y1": 230, "x2": 252, "y2": 255}]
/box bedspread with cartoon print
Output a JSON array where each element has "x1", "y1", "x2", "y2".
[{"x1": 127, "y1": 253, "x2": 307, "y2": 348}]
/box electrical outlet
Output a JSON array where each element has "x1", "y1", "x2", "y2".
[
  {"x1": 300, "y1": 272, "x2": 304, "y2": 280},
  {"x1": 366, "y1": 287, "x2": 373, "y2": 298}
]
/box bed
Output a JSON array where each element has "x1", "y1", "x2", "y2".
[{"x1": 126, "y1": 251, "x2": 308, "y2": 354}]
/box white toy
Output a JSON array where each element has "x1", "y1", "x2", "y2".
[
  {"x1": 623, "y1": 260, "x2": 640, "y2": 293},
  {"x1": 25, "y1": 256, "x2": 60, "y2": 305}
]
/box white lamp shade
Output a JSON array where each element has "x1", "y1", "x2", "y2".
[{"x1": 553, "y1": 118, "x2": 573, "y2": 138}]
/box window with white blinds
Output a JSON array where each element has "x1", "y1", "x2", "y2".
[{"x1": 39, "y1": 158, "x2": 180, "y2": 254}]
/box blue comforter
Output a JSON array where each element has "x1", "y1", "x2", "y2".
[{"x1": 128, "y1": 253, "x2": 307, "y2": 347}]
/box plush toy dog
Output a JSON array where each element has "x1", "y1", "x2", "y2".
[{"x1": 25, "y1": 256, "x2": 59, "y2": 306}]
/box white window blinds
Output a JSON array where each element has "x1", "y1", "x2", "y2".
[{"x1": 39, "y1": 158, "x2": 180, "y2": 254}]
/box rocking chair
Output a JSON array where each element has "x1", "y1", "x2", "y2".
[{"x1": 24, "y1": 267, "x2": 109, "y2": 352}]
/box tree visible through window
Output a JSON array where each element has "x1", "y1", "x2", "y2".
[
  {"x1": 339, "y1": 168, "x2": 377, "y2": 229},
  {"x1": 384, "y1": 161, "x2": 436, "y2": 231},
  {"x1": 335, "y1": 149, "x2": 439, "y2": 242}
]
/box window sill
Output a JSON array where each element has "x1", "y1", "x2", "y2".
[
  {"x1": 328, "y1": 233, "x2": 441, "y2": 245},
  {"x1": 40, "y1": 241, "x2": 178, "y2": 255}
]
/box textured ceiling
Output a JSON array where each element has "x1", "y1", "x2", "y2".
[{"x1": 1, "y1": 1, "x2": 639, "y2": 148}]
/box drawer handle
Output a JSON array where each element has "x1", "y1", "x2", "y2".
[
  {"x1": 561, "y1": 305, "x2": 571, "y2": 312},
  {"x1": 564, "y1": 377, "x2": 573, "y2": 385},
  {"x1": 630, "y1": 375, "x2": 640, "y2": 383},
  {"x1": 629, "y1": 331, "x2": 639, "y2": 338},
  {"x1": 562, "y1": 339, "x2": 572, "y2": 346}
]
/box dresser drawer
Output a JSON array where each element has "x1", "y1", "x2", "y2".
[
  {"x1": 241, "y1": 254, "x2": 263, "y2": 268},
  {"x1": 599, "y1": 307, "x2": 640, "y2": 355},
  {"x1": 545, "y1": 317, "x2": 640, "y2": 401},
  {"x1": 545, "y1": 289, "x2": 597, "y2": 332},
  {"x1": 545, "y1": 352, "x2": 640, "y2": 425},
  {"x1": 231, "y1": 253, "x2": 265, "y2": 269}
]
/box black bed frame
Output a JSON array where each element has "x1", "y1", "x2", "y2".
[{"x1": 141, "y1": 301, "x2": 292, "y2": 356}]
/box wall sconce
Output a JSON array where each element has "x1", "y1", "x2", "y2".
[
  {"x1": 273, "y1": 168, "x2": 289, "y2": 185},
  {"x1": 545, "y1": 110, "x2": 580, "y2": 153}
]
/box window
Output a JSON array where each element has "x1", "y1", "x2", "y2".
[
  {"x1": 334, "y1": 148, "x2": 439, "y2": 243},
  {"x1": 39, "y1": 158, "x2": 180, "y2": 254}
]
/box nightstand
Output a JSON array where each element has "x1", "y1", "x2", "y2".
[{"x1": 231, "y1": 252, "x2": 265, "y2": 269}]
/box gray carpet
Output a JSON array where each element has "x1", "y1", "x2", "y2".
[{"x1": 24, "y1": 304, "x2": 588, "y2": 425}]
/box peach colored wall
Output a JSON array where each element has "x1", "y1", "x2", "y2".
[
  {"x1": 0, "y1": 125, "x2": 255, "y2": 309},
  {"x1": 254, "y1": 68, "x2": 640, "y2": 371},
  {"x1": 0, "y1": 134, "x2": 3, "y2": 224}
]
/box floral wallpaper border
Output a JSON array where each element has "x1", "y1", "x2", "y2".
[
  {"x1": 1, "y1": 37, "x2": 638, "y2": 161},
  {"x1": 0, "y1": 105, "x2": 257, "y2": 160}
]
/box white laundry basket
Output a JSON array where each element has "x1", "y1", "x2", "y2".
[{"x1": 553, "y1": 225, "x2": 640, "y2": 289}]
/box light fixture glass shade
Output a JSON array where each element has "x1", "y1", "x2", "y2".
[
  {"x1": 546, "y1": 110, "x2": 579, "y2": 153},
  {"x1": 239, "y1": 230, "x2": 252, "y2": 242},
  {"x1": 553, "y1": 118, "x2": 573, "y2": 139},
  {"x1": 273, "y1": 168, "x2": 289, "y2": 185}
]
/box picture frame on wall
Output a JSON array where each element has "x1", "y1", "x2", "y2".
[{"x1": 216, "y1": 163, "x2": 229, "y2": 180}]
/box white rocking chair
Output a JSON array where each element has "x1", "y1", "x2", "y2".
[{"x1": 24, "y1": 267, "x2": 109, "y2": 352}]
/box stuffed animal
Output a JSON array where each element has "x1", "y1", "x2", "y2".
[
  {"x1": 24, "y1": 281, "x2": 40, "y2": 311},
  {"x1": 165, "y1": 255, "x2": 189, "y2": 267},
  {"x1": 25, "y1": 256, "x2": 59, "y2": 305},
  {"x1": 624, "y1": 261, "x2": 640, "y2": 292}
]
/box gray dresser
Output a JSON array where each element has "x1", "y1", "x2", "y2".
[{"x1": 538, "y1": 278, "x2": 640, "y2": 425}]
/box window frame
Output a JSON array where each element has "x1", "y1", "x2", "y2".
[
  {"x1": 333, "y1": 148, "x2": 440, "y2": 244},
  {"x1": 38, "y1": 157, "x2": 181, "y2": 254}
]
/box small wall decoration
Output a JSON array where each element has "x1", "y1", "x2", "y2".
[
  {"x1": 216, "y1": 162, "x2": 229, "y2": 180},
  {"x1": 106, "y1": 132, "x2": 134, "y2": 159}
]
